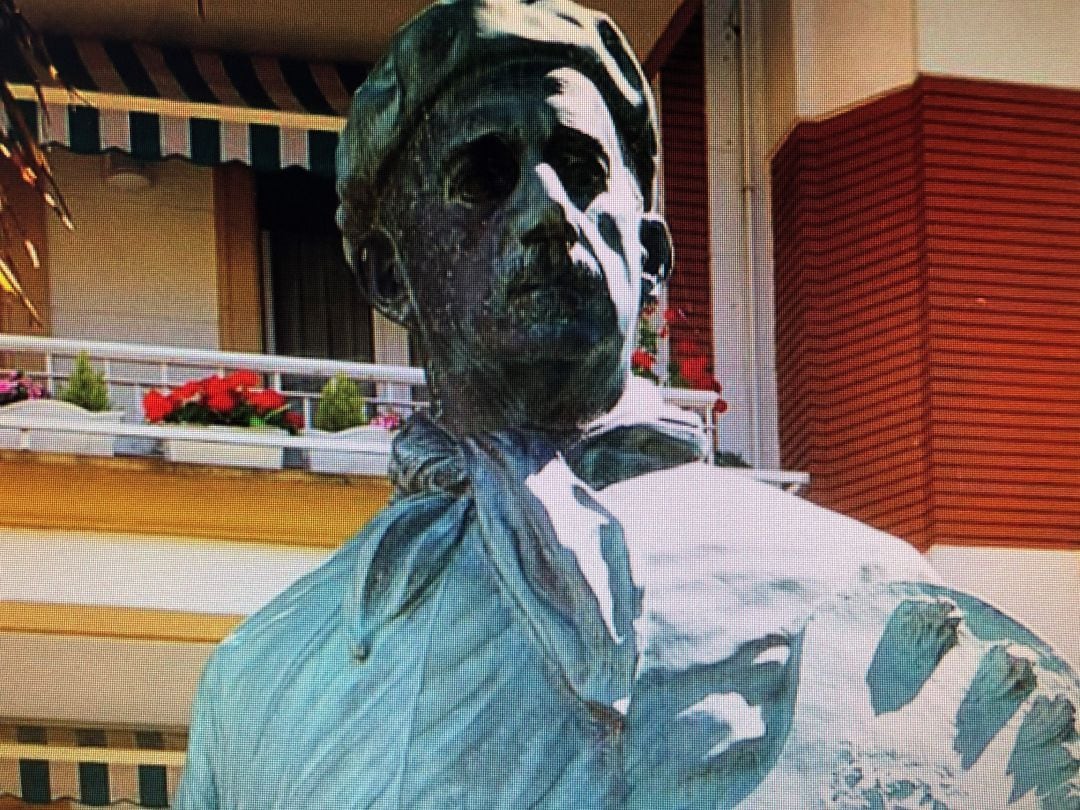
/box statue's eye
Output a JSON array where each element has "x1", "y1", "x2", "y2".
[
  {"x1": 544, "y1": 126, "x2": 609, "y2": 209},
  {"x1": 444, "y1": 135, "x2": 519, "y2": 208}
]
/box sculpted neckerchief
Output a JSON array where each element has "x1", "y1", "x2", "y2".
[{"x1": 342, "y1": 378, "x2": 708, "y2": 711}]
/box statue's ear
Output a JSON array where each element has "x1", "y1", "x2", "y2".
[
  {"x1": 640, "y1": 214, "x2": 673, "y2": 286},
  {"x1": 351, "y1": 229, "x2": 416, "y2": 327}
]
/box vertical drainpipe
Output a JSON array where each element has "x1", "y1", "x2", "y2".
[
  {"x1": 704, "y1": 0, "x2": 780, "y2": 468},
  {"x1": 735, "y1": 0, "x2": 764, "y2": 467},
  {"x1": 699, "y1": 0, "x2": 777, "y2": 468},
  {"x1": 739, "y1": 0, "x2": 782, "y2": 468}
]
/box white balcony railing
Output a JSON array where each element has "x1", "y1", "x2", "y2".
[{"x1": 0, "y1": 334, "x2": 805, "y2": 489}]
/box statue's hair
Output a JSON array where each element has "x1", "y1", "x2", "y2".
[{"x1": 336, "y1": 0, "x2": 662, "y2": 268}]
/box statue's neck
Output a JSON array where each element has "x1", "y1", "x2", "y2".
[{"x1": 423, "y1": 361, "x2": 592, "y2": 450}]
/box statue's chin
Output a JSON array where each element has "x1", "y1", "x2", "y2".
[{"x1": 493, "y1": 313, "x2": 617, "y2": 362}]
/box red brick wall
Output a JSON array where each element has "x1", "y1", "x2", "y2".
[{"x1": 773, "y1": 76, "x2": 1080, "y2": 550}]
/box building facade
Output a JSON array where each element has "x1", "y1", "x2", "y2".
[{"x1": 2, "y1": 1, "x2": 1079, "y2": 806}]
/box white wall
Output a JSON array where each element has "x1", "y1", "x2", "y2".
[
  {"x1": 759, "y1": 0, "x2": 1080, "y2": 153},
  {"x1": 759, "y1": 0, "x2": 798, "y2": 156},
  {"x1": 792, "y1": 0, "x2": 917, "y2": 120},
  {"x1": 759, "y1": 0, "x2": 918, "y2": 152},
  {"x1": 47, "y1": 152, "x2": 220, "y2": 351},
  {"x1": 705, "y1": 0, "x2": 761, "y2": 465},
  {"x1": 918, "y1": 0, "x2": 1080, "y2": 90}
]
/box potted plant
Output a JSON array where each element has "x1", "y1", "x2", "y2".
[
  {"x1": 6, "y1": 351, "x2": 127, "y2": 456},
  {"x1": 58, "y1": 351, "x2": 113, "y2": 412},
  {"x1": 143, "y1": 370, "x2": 302, "y2": 469},
  {"x1": 314, "y1": 373, "x2": 369, "y2": 433},
  {"x1": 306, "y1": 374, "x2": 397, "y2": 475}
]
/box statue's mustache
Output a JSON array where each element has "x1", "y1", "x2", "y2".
[{"x1": 504, "y1": 240, "x2": 604, "y2": 300}]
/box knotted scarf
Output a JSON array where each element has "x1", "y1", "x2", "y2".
[{"x1": 342, "y1": 378, "x2": 708, "y2": 710}]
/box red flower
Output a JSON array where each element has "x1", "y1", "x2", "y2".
[
  {"x1": 712, "y1": 397, "x2": 729, "y2": 416},
  {"x1": 663, "y1": 307, "x2": 687, "y2": 325},
  {"x1": 204, "y1": 375, "x2": 230, "y2": 399},
  {"x1": 283, "y1": 411, "x2": 304, "y2": 431},
  {"x1": 245, "y1": 388, "x2": 287, "y2": 412},
  {"x1": 171, "y1": 379, "x2": 204, "y2": 404},
  {"x1": 225, "y1": 370, "x2": 260, "y2": 390},
  {"x1": 679, "y1": 354, "x2": 727, "y2": 397},
  {"x1": 143, "y1": 389, "x2": 175, "y2": 422},
  {"x1": 631, "y1": 348, "x2": 655, "y2": 373},
  {"x1": 206, "y1": 391, "x2": 236, "y2": 413}
]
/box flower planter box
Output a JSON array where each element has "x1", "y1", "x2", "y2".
[
  {"x1": 0, "y1": 400, "x2": 123, "y2": 456},
  {"x1": 305, "y1": 426, "x2": 395, "y2": 476},
  {"x1": 164, "y1": 426, "x2": 285, "y2": 470}
]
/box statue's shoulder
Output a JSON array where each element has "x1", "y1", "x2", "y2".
[
  {"x1": 597, "y1": 460, "x2": 937, "y2": 590},
  {"x1": 199, "y1": 535, "x2": 364, "y2": 700}
]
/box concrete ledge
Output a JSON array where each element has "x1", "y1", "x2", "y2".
[{"x1": 0, "y1": 449, "x2": 391, "y2": 547}]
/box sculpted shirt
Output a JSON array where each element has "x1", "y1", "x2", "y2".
[{"x1": 176, "y1": 381, "x2": 1080, "y2": 809}]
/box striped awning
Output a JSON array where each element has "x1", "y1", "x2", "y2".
[
  {"x1": 1, "y1": 35, "x2": 368, "y2": 177},
  {"x1": 1, "y1": 722, "x2": 186, "y2": 808}
]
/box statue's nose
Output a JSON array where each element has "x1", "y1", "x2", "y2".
[{"x1": 514, "y1": 163, "x2": 578, "y2": 245}]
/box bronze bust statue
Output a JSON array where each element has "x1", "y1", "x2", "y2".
[{"x1": 176, "y1": 2, "x2": 1080, "y2": 808}]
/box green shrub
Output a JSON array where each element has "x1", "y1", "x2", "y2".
[
  {"x1": 58, "y1": 351, "x2": 112, "y2": 412},
  {"x1": 314, "y1": 373, "x2": 368, "y2": 432}
]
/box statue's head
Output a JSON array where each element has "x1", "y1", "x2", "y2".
[{"x1": 337, "y1": 0, "x2": 672, "y2": 435}]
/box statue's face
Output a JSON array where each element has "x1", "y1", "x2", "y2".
[{"x1": 381, "y1": 66, "x2": 645, "y2": 428}]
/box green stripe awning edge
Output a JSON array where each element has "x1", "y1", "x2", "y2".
[
  {"x1": 0, "y1": 34, "x2": 368, "y2": 177},
  {"x1": 2, "y1": 722, "x2": 187, "y2": 809}
]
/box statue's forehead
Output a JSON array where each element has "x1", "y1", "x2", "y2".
[
  {"x1": 544, "y1": 68, "x2": 624, "y2": 159},
  {"x1": 420, "y1": 67, "x2": 620, "y2": 151}
]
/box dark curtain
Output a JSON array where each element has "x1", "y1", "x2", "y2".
[
  {"x1": 258, "y1": 169, "x2": 374, "y2": 396},
  {"x1": 267, "y1": 228, "x2": 373, "y2": 364},
  {"x1": 257, "y1": 170, "x2": 375, "y2": 406}
]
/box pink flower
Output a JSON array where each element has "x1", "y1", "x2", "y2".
[{"x1": 370, "y1": 411, "x2": 402, "y2": 430}]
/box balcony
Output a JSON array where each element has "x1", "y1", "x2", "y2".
[
  {"x1": 0, "y1": 333, "x2": 806, "y2": 732},
  {"x1": 0, "y1": 333, "x2": 805, "y2": 479}
]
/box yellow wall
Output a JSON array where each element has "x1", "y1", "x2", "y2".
[
  {"x1": 46, "y1": 152, "x2": 220, "y2": 350},
  {"x1": 0, "y1": 449, "x2": 391, "y2": 546}
]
